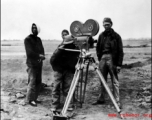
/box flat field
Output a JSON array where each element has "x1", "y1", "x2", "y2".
[{"x1": 1, "y1": 39, "x2": 151, "y2": 120}]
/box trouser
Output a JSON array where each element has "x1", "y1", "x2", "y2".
[
  {"x1": 25, "y1": 66, "x2": 42, "y2": 102},
  {"x1": 52, "y1": 70, "x2": 74, "y2": 108},
  {"x1": 98, "y1": 54, "x2": 119, "y2": 102}
]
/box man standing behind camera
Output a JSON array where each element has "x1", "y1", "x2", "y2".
[
  {"x1": 50, "y1": 30, "x2": 79, "y2": 111},
  {"x1": 94, "y1": 18, "x2": 124, "y2": 108},
  {"x1": 24, "y1": 23, "x2": 45, "y2": 106}
]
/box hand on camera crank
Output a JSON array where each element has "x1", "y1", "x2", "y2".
[
  {"x1": 116, "y1": 66, "x2": 121, "y2": 73},
  {"x1": 39, "y1": 54, "x2": 45, "y2": 60}
]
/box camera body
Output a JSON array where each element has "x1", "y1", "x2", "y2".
[{"x1": 70, "y1": 19, "x2": 99, "y2": 51}]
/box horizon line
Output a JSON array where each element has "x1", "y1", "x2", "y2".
[{"x1": 1, "y1": 37, "x2": 151, "y2": 41}]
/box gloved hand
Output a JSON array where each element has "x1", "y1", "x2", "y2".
[
  {"x1": 116, "y1": 66, "x2": 121, "y2": 73},
  {"x1": 39, "y1": 54, "x2": 45, "y2": 60}
]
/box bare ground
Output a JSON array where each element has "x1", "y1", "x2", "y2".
[
  {"x1": 1, "y1": 54, "x2": 151, "y2": 120},
  {"x1": 1, "y1": 42, "x2": 151, "y2": 120}
]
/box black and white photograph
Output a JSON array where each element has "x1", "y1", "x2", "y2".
[{"x1": 1, "y1": 0, "x2": 151, "y2": 120}]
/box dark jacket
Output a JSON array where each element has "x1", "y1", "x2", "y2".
[
  {"x1": 96, "y1": 28, "x2": 124, "y2": 66},
  {"x1": 24, "y1": 34, "x2": 45, "y2": 67},
  {"x1": 50, "y1": 43, "x2": 80, "y2": 73}
]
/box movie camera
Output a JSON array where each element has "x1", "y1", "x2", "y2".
[
  {"x1": 53, "y1": 19, "x2": 124, "y2": 120},
  {"x1": 60, "y1": 19, "x2": 98, "y2": 52},
  {"x1": 70, "y1": 19, "x2": 99, "y2": 50}
]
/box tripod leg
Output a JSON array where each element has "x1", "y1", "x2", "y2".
[
  {"x1": 82, "y1": 62, "x2": 90, "y2": 103},
  {"x1": 61, "y1": 69, "x2": 81, "y2": 116},
  {"x1": 95, "y1": 68, "x2": 121, "y2": 112},
  {"x1": 90, "y1": 57, "x2": 121, "y2": 112},
  {"x1": 63, "y1": 69, "x2": 78, "y2": 111},
  {"x1": 80, "y1": 69, "x2": 83, "y2": 108},
  {"x1": 95, "y1": 69, "x2": 124, "y2": 119},
  {"x1": 76, "y1": 84, "x2": 79, "y2": 106}
]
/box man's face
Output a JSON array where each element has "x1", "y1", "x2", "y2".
[
  {"x1": 103, "y1": 23, "x2": 112, "y2": 31},
  {"x1": 32, "y1": 25, "x2": 38, "y2": 36},
  {"x1": 62, "y1": 32, "x2": 69, "y2": 39}
]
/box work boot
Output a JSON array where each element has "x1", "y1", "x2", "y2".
[
  {"x1": 67, "y1": 104, "x2": 74, "y2": 111},
  {"x1": 19, "y1": 100, "x2": 37, "y2": 107},
  {"x1": 35, "y1": 100, "x2": 42, "y2": 104},
  {"x1": 92, "y1": 100, "x2": 105, "y2": 105},
  {"x1": 29, "y1": 101, "x2": 37, "y2": 107},
  {"x1": 50, "y1": 104, "x2": 60, "y2": 112},
  {"x1": 50, "y1": 107, "x2": 57, "y2": 112}
]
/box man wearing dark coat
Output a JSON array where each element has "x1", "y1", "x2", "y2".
[
  {"x1": 24, "y1": 23, "x2": 45, "y2": 106},
  {"x1": 50, "y1": 30, "x2": 80, "y2": 111},
  {"x1": 93, "y1": 18, "x2": 124, "y2": 108}
]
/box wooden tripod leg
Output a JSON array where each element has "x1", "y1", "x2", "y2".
[
  {"x1": 61, "y1": 69, "x2": 81, "y2": 116},
  {"x1": 82, "y1": 62, "x2": 90, "y2": 103}
]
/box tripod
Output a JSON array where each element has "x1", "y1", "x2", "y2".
[
  {"x1": 52, "y1": 51, "x2": 124, "y2": 120},
  {"x1": 59, "y1": 51, "x2": 123, "y2": 118}
]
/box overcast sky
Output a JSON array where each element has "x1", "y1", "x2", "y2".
[{"x1": 1, "y1": 0, "x2": 151, "y2": 40}]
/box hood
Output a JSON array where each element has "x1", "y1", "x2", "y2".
[{"x1": 30, "y1": 23, "x2": 41, "y2": 34}]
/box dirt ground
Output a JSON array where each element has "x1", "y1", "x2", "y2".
[{"x1": 1, "y1": 40, "x2": 151, "y2": 120}]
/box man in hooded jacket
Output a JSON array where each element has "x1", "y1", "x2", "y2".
[
  {"x1": 24, "y1": 23, "x2": 45, "y2": 106},
  {"x1": 94, "y1": 18, "x2": 124, "y2": 108}
]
